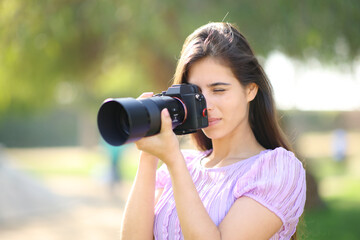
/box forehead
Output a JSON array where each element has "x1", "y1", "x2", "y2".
[{"x1": 187, "y1": 57, "x2": 237, "y2": 86}]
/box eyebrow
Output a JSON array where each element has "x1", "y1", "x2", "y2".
[{"x1": 207, "y1": 82, "x2": 231, "y2": 87}]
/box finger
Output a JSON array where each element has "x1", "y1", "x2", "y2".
[
  {"x1": 160, "y1": 108, "x2": 173, "y2": 133},
  {"x1": 137, "y1": 92, "x2": 154, "y2": 100}
]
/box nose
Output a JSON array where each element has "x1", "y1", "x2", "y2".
[
  {"x1": 203, "y1": 93, "x2": 214, "y2": 111},
  {"x1": 207, "y1": 102, "x2": 214, "y2": 111}
]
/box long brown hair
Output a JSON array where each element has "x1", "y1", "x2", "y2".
[{"x1": 173, "y1": 22, "x2": 297, "y2": 239}]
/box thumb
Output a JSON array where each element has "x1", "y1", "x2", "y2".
[{"x1": 160, "y1": 108, "x2": 173, "y2": 133}]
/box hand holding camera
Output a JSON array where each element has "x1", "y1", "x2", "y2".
[{"x1": 130, "y1": 92, "x2": 176, "y2": 160}]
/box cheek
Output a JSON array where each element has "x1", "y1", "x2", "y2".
[
  {"x1": 223, "y1": 97, "x2": 249, "y2": 121},
  {"x1": 223, "y1": 92, "x2": 247, "y2": 111}
]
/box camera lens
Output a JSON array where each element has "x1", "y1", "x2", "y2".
[
  {"x1": 116, "y1": 106, "x2": 130, "y2": 136},
  {"x1": 97, "y1": 96, "x2": 186, "y2": 146}
]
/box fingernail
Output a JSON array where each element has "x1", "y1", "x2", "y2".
[
  {"x1": 163, "y1": 108, "x2": 169, "y2": 116},
  {"x1": 142, "y1": 92, "x2": 153, "y2": 96}
]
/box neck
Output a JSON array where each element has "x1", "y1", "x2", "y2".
[{"x1": 209, "y1": 122, "x2": 265, "y2": 163}]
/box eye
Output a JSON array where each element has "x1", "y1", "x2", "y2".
[{"x1": 213, "y1": 88, "x2": 226, "y2": 93}]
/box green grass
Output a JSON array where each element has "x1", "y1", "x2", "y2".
[
  {"x1": 302, "y1": 199, "x2": 360, "y2": 240},
  {"x1": 300, "y1": 173, "x2": 360, "y2": 240},
  {"x1": 297, "y1": 131, "x2": 360, "y2": 239}
]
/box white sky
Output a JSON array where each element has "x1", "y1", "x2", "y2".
[{"x1": 264, "y1": 51, "x2": 360, "y2": 111}]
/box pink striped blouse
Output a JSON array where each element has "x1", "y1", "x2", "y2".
[{"x1": 154, "y1": 147, "x2": 306, "y2": 240}]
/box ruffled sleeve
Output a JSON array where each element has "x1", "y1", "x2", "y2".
[
  {"x1": 155, "y1": 149, "x2": 201, "y2": 189},
  {"x1": 233, "y1": 147, "x2": 306, "y2": 238}
]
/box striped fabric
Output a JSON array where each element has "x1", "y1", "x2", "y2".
[{"x1": 154, "y1": 147, "x2": 306, "y2": 240}]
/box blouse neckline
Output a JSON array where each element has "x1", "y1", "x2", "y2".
[{"x1": 197, "y1": 149, "x2": 270, "y2": 172}]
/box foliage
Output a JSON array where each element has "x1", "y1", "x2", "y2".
[
  {"x1": 0, "y1": 0, "x2": 359, "y2": 113},
  {"x1": 302, "y1": 198, "x2": 360, "y2": 240}
]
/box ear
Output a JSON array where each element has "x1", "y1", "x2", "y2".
[{"x1": 246, "y1": 83, "x2": 258, "y2": 102}]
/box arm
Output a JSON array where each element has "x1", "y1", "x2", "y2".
[
  {"x1": 165, "y1": 152, "x2": 220, "y2": 239},
  {"x1": 218, "y1": 197, "x2": 282, "y2": 240},
  {"x1": 120, "y1": 152, "x2": 158, "y2": 240},
  {"x1": 134, "y1": 109, "x2": 283, "y2": 239},
  {"x1": 120, "y1": 92, "x2": 168, "y2": 239}
]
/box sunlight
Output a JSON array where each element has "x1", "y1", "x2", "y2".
[{"x1": 265, "y1": 51, "x2": 360, "y2": 111}]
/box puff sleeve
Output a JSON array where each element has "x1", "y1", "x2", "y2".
[{"x1": 233, "y1": 147, "x2": 306, "y2": 238}]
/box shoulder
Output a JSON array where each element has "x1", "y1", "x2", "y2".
[
  {"x1": 250, "y1": 147, "x2": 306, "y2": 194},
  {"x1": 237, "y1": 147, "x2": 306, "y2": 193},
  {"x1": 255, "y1": 147, "x2": 305, "y2": 177},
  {"x1": 236, "y1": 147, "x2": 306, "y2": 237}
]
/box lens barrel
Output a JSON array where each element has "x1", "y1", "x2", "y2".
[{"x1": 97, "y1": 96, "x2": 185, "y2": 146}]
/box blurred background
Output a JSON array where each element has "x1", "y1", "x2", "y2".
[{"x1": 0, "y1": 0, "x2": 359, "y2": 239}]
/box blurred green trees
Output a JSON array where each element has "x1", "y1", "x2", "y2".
[{"x1": 1, "y1": 0, "x2": 359, "y2": 113}]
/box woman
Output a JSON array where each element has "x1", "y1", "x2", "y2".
[{"x1": 120, "y1": 22, "x2": 306, "y2": 240}]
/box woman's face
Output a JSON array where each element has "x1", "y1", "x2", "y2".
[{"x1": 187, "y1": 57, "x2": 257, "y2": 140}]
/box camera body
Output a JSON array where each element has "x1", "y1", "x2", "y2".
[
  {"x1": 97, "y1": 83, "x2": 208, "y2": 146},
  {"x1": 161, "y1": 84, "x2": 208, "y2": 135}
]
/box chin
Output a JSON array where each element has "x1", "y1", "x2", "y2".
[{"x1": 201, "y1": 129, "x2": 227, "y2": 141}]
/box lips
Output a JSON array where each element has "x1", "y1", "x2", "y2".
[{"x1": 207, "y1": 118, "x2": 221, "y2": 126}]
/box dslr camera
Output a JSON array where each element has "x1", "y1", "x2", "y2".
[{"x1": 97, "y1": 84, "x2": 208, "y2": 146}]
